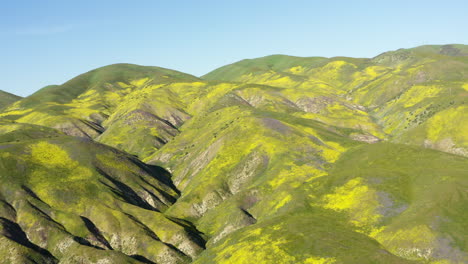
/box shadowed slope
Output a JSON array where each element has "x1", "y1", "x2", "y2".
[{"x1": 0, "y1": 122, "x2": 205, "y2": 263}]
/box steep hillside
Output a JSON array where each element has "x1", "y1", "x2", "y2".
[
  {"x1": 144, "y1": 84, "x2": 467, "y2": 263},
  {"x1": 0, "y1": 121, "x2": 204, "y2": 263},
  {"x1": 192, "y1": 142, "x2": 468, "y2": 264},
  {"x1": 0, "y1": 90, "x2": 21, "y2": 110}
]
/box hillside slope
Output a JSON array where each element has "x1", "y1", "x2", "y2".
[
  {"x1": 144, "y1": 84, "x2": 467, "y2": 264},
  {"x1": 0, "y1": 90, "x2": 21, "y2": 110},
  {"x1": 0, "y1": 44, "x2": 467, "y2": 263},
  {"x1": 0, "y1": 121, "x2": 204, "y2": 263},
  {"x1": 203, "y1": 44, "x2": 468, "y2": 156}
]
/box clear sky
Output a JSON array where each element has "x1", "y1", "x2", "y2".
[{"x1": 1, "y1": 0, "x2": 467, "y2": 96}]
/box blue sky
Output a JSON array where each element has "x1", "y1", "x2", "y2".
[{"x1": 1, "y1": 0, "x2": 467, "y2": 96}]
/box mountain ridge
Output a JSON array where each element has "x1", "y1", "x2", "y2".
[{"x1": 0, "y1": 44, "x2": 467, "y2": 263}]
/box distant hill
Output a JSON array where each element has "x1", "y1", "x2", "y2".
[
  {"x1": 202, "y1": 44, "x2": 468, "y2": 156},
  {"x1": 18, "y1": 63, "x2": 199, "y2": 107},
  {"x1": 0, "y1": 90, "x2": 21, "y2": 109},
  {"x1": 0, "y1": 64, "x2": 199, "y2": 139}
]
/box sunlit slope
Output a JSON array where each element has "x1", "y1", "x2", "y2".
[
  {"x1": 314, "y1": 143, "x2": 468, "y2": 263},
  {"x1": 362, "y1": 45, "x2": 468, "y2": 156},
  {"x1": 0, "y1": 64, "x2": 199, "y2": 138},
  {"x1": 96, "y1": 79, "x2": 384, "y2": 159},
  {"x1": 15, "y1": 64, "x2": 198, "y2": 107},
  {"x1": 202, "y1": 54, "x2": 329, "y2": 82},
  {"x1": 194, "y1": 210, "x2": 416, "y2": 264},
  {"x1": 0, "y1": 90, "x2": 21, "y2": 110},
  {"x1": 142, "y1": 80, "x2": 468, "y2": 262},
  {"x1": 190, "y1": 143, "x2": 468, "y2": 264},
  {"x1": 203, "y1": 44, "x2": 468, "y2": 156},
  {"x1": 0, "y1": 122, "x2": 205, "y2": 264},
  {"x1": 1, "y1": 73, "x2": 385, "y2": 160},
  {"x1": 141, "y1": 87, "x2": 400, "y2": 262}
]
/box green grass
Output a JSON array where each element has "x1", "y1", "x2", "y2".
[
  {"x1": 0, "y1": 44, "x2": 467, "y2": 263},
  {"x1": 312, "y1": 143, "x2": 468, "y2": 262},
  {"x1": 0, "y1": 123, "x2": 204, "y2": 263},
  {"x1": 0, "y1": 90, "x2": 21, "y2": 110}
]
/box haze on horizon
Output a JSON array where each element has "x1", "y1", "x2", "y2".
[{"x1": 1, "y1": 0, "x2": 467, "y2": 96}]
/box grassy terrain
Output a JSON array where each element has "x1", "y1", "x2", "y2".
[
  {"x1": 315, "y1": 143, "x2": 468, "y2": 262},
  {"x1": 0, "y1": 121, "x2": 204, "y2": 263},
  {"x1": 0, "y1": 90, "x2": 21, "y2": 110},
  {"x1": 203, "y1": 44, "x2": 468, "y2": 156},
  {"x1": 193, "y1": 142, "x2": 468, "y2": 263},
  {"x1": 0, "y1": 44, "x2": 467, "y2": 263},
  {"x1": 0, "y1": 64, "x2": 199, "y2": 139}
]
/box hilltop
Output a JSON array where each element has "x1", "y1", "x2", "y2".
[{"x1": 0, "y1": 90, "x2": 21, "y2": 110}]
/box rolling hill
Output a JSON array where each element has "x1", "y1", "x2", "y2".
[
  {"x1": 0, "y1": 44, "x2": 467, "y2": 263},
  {"x1": 0, "y1": 90, "x2": 21, "y2": 110}
]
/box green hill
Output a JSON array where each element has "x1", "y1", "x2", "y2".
[
  {"x1": 0, "y1": 44, "x2": 467, "y2": 263},
  {"x1": 18, "y1": 63, "x2": 199, "y2": 107},
  {"x1": 0, "y1": 90, "x2": 21, "y2": 110},
  {"x1": 203, "y1": 44, "x2": 468, "y2": 156},
  {"x1": 0, "y1": 64, "x2": 199, "y2": 139},
  {"x1": 0, "y1": 121, "x2": 204, "y2": 263}
]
